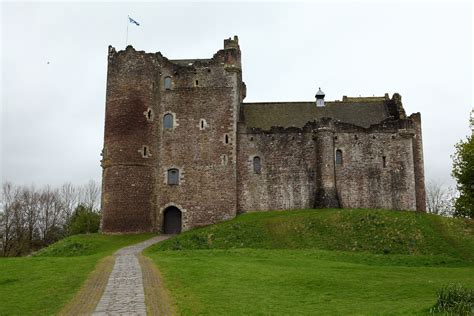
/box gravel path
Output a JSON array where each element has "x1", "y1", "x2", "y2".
[{"x1": 92, "y1": 235, "x2": 171, "y2": 315}]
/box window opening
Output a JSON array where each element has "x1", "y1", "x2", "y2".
[
  {"x1": 163, "y1": 113, "x2": 174, "y2": 129},
  {"x1": 335, "y1": 149, "x2": 343, "y2": 165},
  {"x1": 253, "y1": 156, "x2": 261, "y2": 174},
  {"x1": 164, "y1": 77, "x2": 172, "y2": 90},
  {"x1": 167, "y1": 169, "x2": 179, "y2": 185}
]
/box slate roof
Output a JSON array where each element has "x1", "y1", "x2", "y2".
[{"x1": 242, "y1": 100, "x2": 390, "y2": 130}]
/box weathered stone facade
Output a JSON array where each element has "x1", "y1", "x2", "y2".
[{"x1": 100, "y1": 36, "x2": 426, "y2": 233}]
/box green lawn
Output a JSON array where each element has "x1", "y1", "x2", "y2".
[
  {"x1": 145, "y1": 209, "x2": 474, "y2": 315},
  {"x1": 0, "y1": 233, "x2": 154, "y2": 315}
]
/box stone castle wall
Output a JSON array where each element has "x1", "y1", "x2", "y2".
[
  {"x1": 236, "y1": 119, "x2": 420, "y2": 213},
  {"x1": 101, "y1": 37, "x2": 426, "y2": 233},
  {"x1": 333, "y1": 124, "x2": 417, "y2": 211},
  {"x1": 237, "y1": 127, "x2": 317, "y2": 212},
  {"x1": 156, "y1": 63, "x2": 241, "y2": 231}
]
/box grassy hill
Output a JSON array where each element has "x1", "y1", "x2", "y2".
[
  {"x1": 151, "y1": 209, "x2": 474, "y2": 260},
  {"x1": 0, "y1": 233, "x2": 153, "y2": 315},
  {"x1": 145, "y1": 209, "x2": 474, "y2": 315}
]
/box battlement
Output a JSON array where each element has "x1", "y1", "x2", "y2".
[
  {"x1": 107, "y1": 35, "x2": 242, "y2": 72},
  {"x1": 342, "y1": 96, "x2": 386, "y2": 102},
  {"x1": 224, "y1": 35, "x2": 239, "y2": 49}
]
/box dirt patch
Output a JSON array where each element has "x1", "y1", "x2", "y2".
[
  {"x1": 57, "y1": 256, "x2": 115, "y2": 316},
  {"x1": 139, "y1": 254, "x2": 177, "y2": 315}
]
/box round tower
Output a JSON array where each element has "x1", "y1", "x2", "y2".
[{"x1": 101, "y1": 46, "x2": 160, "y2": 233}]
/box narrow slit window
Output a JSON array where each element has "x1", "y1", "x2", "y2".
[
  {"x1": 164, "y1": 77, "x2": 172, "y2": 90},
  {"x1": 167, "y1": 169, "x2": 179, "y2": 185},
  {"x1": 225, "y1": 134, "x2": 229, "y2": 144},
  {"x1": 163, "y1": 113, "x2": 174, "y2": 129},
  {"x1": 141, "y1": 145, "x2": 150, "y2": 158},
  {"x1": 382, "y1": 156, "x2": 387, "y2": 168},
  {"x1": 221, "y1": 154, "x2": 228, "y2": 166},
  {"x1": 195, "y1": 80, "x2": 199, "y2": 86},
  {"x1": 253, "y1": 156, "x2": 261, "y2": 174},
  {"x1": 335, "y1": 149, "x2": 343, "y2": 165},
  {"x1": 147, "y1": 109, "x2": 152, "y2": 119},
  {"x1": 201, "y1": 120, "x2": 204, "y2": 129}
]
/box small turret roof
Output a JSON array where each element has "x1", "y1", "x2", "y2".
[{"x1": 315, "y1": 88, "x2": 325, "y2": 98}]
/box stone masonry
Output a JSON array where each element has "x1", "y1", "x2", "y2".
[{"x1": 100, "y1": 36, "x2": 426, "y2": 234}]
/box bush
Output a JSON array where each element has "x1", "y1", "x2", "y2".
[
  {"x1": 66, "y1": 204, "x2": 101, "y2": 235},
  {"x1": 430, "y1": 284, "x2": 473, "y2": 315}
]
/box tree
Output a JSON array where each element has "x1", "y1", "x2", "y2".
[
  {"x1": 0, "y1": 182, "x2": 20, "y2": 256},
  {"x1": 60, "y1": 182, "x2": 78, "y2": 224},
  {"x1": 66, "y1": 204, "x2": 101, "y2": 235},
  {"x1": 426, "y1": 180, "x2": 455, "y2": 217},
  {"x1": 79, "y1": 180, "x2": 101, "y2": 211},
  {"x1": 451, "y1": 112, "x2": 474, "y2": 218}
]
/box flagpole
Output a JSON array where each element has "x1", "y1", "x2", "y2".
[{"x1": 126, "y1": 16, "x2": 129, "y2": 47}]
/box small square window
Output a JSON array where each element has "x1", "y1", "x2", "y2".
[{"x1": 167, "y1": 169, "x2": 179, "y2": 185}]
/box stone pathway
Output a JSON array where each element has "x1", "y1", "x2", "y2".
[{"x1": 93, "y1": 235, "x2": 171, "y2": 316}]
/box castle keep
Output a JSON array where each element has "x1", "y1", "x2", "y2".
[{"x1": 100, "y1": 36, "x2": 426, "y2": 233}]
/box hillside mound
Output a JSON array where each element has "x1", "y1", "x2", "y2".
[
  {"x1": 35, "y1": 233, "x2": 154, "y2": 257},
  {"x1": 150, "y1": 209, "x2": 474, "y2": 261}
]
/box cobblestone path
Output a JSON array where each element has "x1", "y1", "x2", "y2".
[{"x1": 93, "y1": 235, "x2": 171, "y2": 315}]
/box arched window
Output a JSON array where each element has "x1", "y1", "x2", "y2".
[
  {"x1": 335, "y1": 149, "x2": 343, "y2": 166},
  {"x1": 253, "y1": 156, "x2": 261, "y2": 174},
  {"x1": 163, "y1": 113, "x2": 174, "y2": 129},
  {"x1": 167, "y1": 169, "x2": 179, "y2": 185},
  {"x1": 164, "y1": 77, "x2": 172, "y2": 90}
]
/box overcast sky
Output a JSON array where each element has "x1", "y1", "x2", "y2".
[{"x1": 1, "y1": 1, "x2": 472, "y2": 189}]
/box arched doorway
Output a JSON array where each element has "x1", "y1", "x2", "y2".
[{"x1": 163, "y1": 206, "x2": 182, "y2": 234}]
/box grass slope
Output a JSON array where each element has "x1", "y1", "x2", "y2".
[
  {"x1": 145, "y1": 209, "x2": 474, "y2": 315},
  {"x1": 0, "y1": 233, "x2": 153, "y2": 316}
]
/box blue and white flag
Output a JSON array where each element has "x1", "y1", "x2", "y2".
[{"x1": 128, "y1": 16, "x2": 140, "y2": 26}]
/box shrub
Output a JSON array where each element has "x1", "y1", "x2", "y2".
[
  {"x1": 430, "y1": 284, "x2": 473, "y2": 315},
  {"x1": 66, "y1": 204, "x2": 101, "y2": 235}
]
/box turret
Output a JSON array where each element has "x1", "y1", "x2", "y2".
[
  {"x1": 316, "y1": 87, "x2": 325, "y2": 107},
  {"x1": 222, "y1": 35, "x2": 241, "y2": 71}
]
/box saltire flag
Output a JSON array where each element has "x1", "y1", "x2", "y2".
[{"x1": 128, "y1": 16, "x2": 140, "y2": 26}]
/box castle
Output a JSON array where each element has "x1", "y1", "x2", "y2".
[{"x1": 100, "y1": 36, "x2": 426, "y2": 234}]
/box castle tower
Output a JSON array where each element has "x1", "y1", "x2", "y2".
[
  {"x1": 101, "y1": 46, "x2": 160, "y2": 233},
  {"x1": 101, "y1": 36, "x2": 243, "y2": 233}
]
